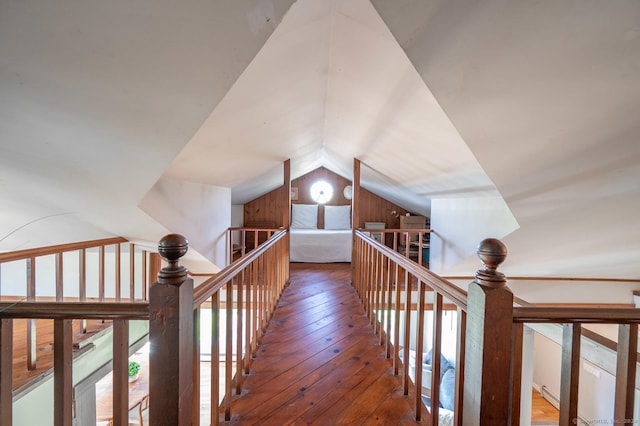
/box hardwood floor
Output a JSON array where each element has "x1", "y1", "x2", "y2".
[
  {"x1": 226, "y1": 263, "x2": 429, "y2": 425},
  {"x1": 531, "y1": 389, "x2": 559, "y2": 424}
]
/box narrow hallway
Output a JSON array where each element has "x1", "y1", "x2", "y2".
[{"x1": 227, "y1": 263, "x2": 427, "y2": 425}]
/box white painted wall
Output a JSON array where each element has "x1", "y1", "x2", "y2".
[
  {"x1": 428, "y1": 196, "x2": 519, "y2": 275},
  {"x1": 140, "y1": 177, "x2": 231, "y2": 271},
  {"x1": 533, "y1": 331, "x2": 619, "y2": 422}
]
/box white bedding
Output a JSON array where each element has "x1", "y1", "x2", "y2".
[{"x1": 290, "y1": 229, "x2": 352, "y2": 263}]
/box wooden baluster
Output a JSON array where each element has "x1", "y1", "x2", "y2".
[
  {"x1": 393, "y1": 263, "x2": 402, "y2": 375},
  {"x1": 454, "y1": 308, "x2": 466, "y2": 426},
  {"x1": 236, "y1": 273, "x2": 244, "y2": 395},
  {"x1": 115, "y1": 243, "x2": 121, "y2": 301},
  {"x1": 225, "y1": 278, "x2": 233, "y2": 420},
  {"x1": 148, "y1": 252, "x2": 161, "y2": 298},
  {"x1": 79, "y1": 249, "x2": 87, "y2": 333},
  {"x1": 559, "y1": 323, "x2": 581, "y2": 426},
  {"x1": 375, "y1": 251, "x2": 381, "y2": 333},
  {"x1": 245, "y1": 262, "x2": 252, "y2": 374},
  {"x1": 258, "y1": 255, "x2": 265, "y2": 343},
  {"x1": 112, "y1": 319, "x2": 129, "y2": 426},
  {"x1": 415, "y1": 281, "x2": 427, "y2": 422},
  {"x1": 55, "y1": 253, "x2": 63, "y2": 302},
  {"x1": 228, "y1": 229, "x2": 234, "y2": 264},
  {"x1": 385, "y1": 256, "x2": 393, "y2": 358},
  {"x1": 402, "y1": 266, "x2": 412, "y2": 395},
  {"x1": 98, "y1": 246, "x2": 105, "y2": 303},
  {"x1": 614, "y1": 323, "x2": 638, "y2": 422},
  {"x1": 211, "y1": 292, "x2": 220, "y2": 425},
  {"x1": 251, "y1": 260, "x2": 258, "y2": 357},
  {"x1": 53, "y1": 319, "x2": 73, "y2": 426},
  {"x1": 193, "y1": 308, "x2": 201, "y2": 426},
  {"x1": 0, "y1": 318, "x2": 13, "y2": 426},
  {"x1": 149, "y1": 234, "x2": 193, "y2": 425},
  {"x1": 463, "y1": 239, "x2": 513, "y2": 425},
  {"x1": 129, "y1": 243, "x2": 135, "y2": 301},
  {"x1": 430, "y1": 291, "x2": 443, "y2": 425},
  {"x1": 141, "y1": 250, "x2": 147, "y2": 301},
  {"x1": 26, "y1": 257, "x2": 36, "y2": 370}
]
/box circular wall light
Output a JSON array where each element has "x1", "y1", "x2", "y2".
[{"x1": 310, "y1": 181, "x2": 333, "y2": 204}]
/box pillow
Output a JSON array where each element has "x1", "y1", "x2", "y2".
[
  {"x1": 425, "y1": 349, "x2": 454, "y2": 382},
  {"x1": 439, "y1": 367, "x2": 456, "y2": 411},
  {"x1": 291, "y1": 204, "x2": 318, "y2": 229},
  {"x1": 324, "y1": 205, "x2": 351, "y2": 230}
]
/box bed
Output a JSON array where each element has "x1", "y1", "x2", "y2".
[{"x1": 290, "y1": 204, "x2": 352, "y2": 263}]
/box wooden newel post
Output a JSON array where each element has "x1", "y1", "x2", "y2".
[
  {"x1": 150, "y1": 234, "x2": 194, "y2": 425},
  {"x1": 463, "y1": 238, "x2": 513, "y2": 425}
]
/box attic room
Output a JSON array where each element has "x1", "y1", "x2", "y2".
[{"x1": 1, "y1": 0, "x2": 640, "y2": 424}]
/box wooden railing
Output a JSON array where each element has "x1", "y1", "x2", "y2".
[
  {"x1": 362, "y1": 228, "x2": 431, "y2": 267},
  {"x1": 227, "y1": 226, "x2": 283, "y2": 263},
  {"x1": 352, "y1": 229, "x2": 466, "y2": 425},
  {"x1": 3, "y1": 229, "x2": 638, "y2": 425},
  {"x1": 0, "y1": 301, "x2": 149, "y2": 425},
  {"x1": 150, "y1": 229, "x2": 289, "y2": 425},
  {"x1": 353, "y1": 230, "x2": 640, "y2": 425},
  {"x1": 0, "y1": 230, "x2": 288, "y2": 425},
  {"x1": 0, "y1": 238, "x2": 158, "y2": 373}
]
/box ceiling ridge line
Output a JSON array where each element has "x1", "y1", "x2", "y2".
[{"x1": 318, "y1": 0, "x2": 339, "y2": 161}]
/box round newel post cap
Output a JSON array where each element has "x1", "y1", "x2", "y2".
[
  {"x1": 475, "y1": 238, "x2": 508, "y2": 288},
  {"x1": 158, "y1": 234, "x2": 189, "y2": 285}
]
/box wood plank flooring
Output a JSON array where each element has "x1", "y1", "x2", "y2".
[{"x1": 226, "y1": 263, "x2": 429, "y2": 425}]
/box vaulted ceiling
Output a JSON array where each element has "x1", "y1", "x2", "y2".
[{"x1": 1, "y1": 0, "x2": 639, "y2": 278}]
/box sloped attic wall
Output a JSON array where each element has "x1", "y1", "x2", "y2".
[{"x1": 140, "y1": 177, "x2": 230, "y2": 273}]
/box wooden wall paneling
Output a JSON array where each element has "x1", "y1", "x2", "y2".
[
  {"x1": 244, "y1": 164, "x2": 411, "y2": 231},
  {"x1": 358, "y1": 188, "x2": 410, "y2": 230},
  {"x1": 244, "y1": 186, "x2": 286, "y2": 228},
  {"x1": 291, "y1": 167, "x2": 353, "y2": 229}
]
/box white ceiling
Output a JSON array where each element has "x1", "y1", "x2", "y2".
[
  {"x1": 1, "y1": 0, "x2": 639, "y2": 278},
  {"x1": 164, "y1": 0, "x2": 495, "y2": 214}
]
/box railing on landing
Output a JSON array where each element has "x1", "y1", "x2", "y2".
[
  {"x1": 0, "y1": 237, "x2": 157, "y2": 375},
  {"x1": 353, "y1": 229, "x2": 640, "y2": 425},
  {"x1": 0, "y1": 229, "x2": 289, "y2": 425},
  {"x1": 191, "y1": 228, "x2": 289, "y2": 423}
]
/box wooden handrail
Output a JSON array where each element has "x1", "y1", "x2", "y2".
[
  {"x1": 0, "y1": 302, "x2": 149, "y2": 319},
  {"x1": 355, "y1": 230, "x2": 467, "y2": 310},
  {"x1": 193, "y1": 229, "x2": 287, "y2": 308},
  {"x1": 228, "y1": 227, "x2": 282, "y2": 232},
  {"x1": 513, "y1": 306, "x2": 640, "y2": 323},
  {"x1": 0, "y1": 237, "x2": 127, "y2": 263},
  {"x1": 445, "y1": 275, "x2": 640, "y2": 283}
]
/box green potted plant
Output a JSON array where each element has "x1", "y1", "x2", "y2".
[{"x1": 128, "y1": 360, "x2": 141, "y2": 382}]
